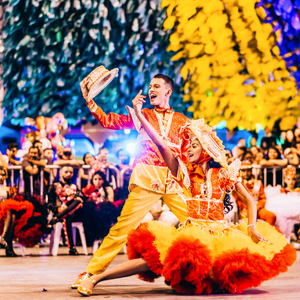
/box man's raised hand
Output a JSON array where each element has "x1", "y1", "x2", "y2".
[
  {"x1": 132, "y1": 90, "x2": 146, "y2": 116},
  {"x1": 80, "y1": 77, "x2": 90, "y2": 103}
]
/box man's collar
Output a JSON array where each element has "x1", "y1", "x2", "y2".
[{"x1": 154, "y1": 106, "x2": 173, "y2": 114}]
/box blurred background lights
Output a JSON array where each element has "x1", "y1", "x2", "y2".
[{"x1": 126, "y1": 142, "x2": 136, "y2": 154}]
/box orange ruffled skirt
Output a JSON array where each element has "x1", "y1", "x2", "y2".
[
  {"x1": 0, "y1": 198, "x2": 43, "y2": 246},
  {"x1": 127, "y1": 220, "x2": 297, "y2": 294}
]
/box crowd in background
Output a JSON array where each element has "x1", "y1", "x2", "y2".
[{"x1": 0, "y1": 125, "x2": 300, "y2": 256}]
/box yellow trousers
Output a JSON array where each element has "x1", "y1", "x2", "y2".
[{"x1": 86, "y1": 186, "x2": 187, "y2": 275}]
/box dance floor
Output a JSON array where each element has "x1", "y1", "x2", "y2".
[{"x1": 0, "y1": 246, "x2": 299, "y2": 300}]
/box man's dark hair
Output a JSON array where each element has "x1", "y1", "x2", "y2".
[
  {"x1": 153, "y1": 74, "x2": 174, "y2": 91},
  {"x1": 33, "y1": 140, "x2": 42, "y2": 147},
  {"x1": 7, "y1": 143, "x2": 18, "y2": 150}
]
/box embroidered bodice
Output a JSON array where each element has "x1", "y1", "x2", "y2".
[{"x1": 180, "y1": 160, "x2": 241, "y2": 222}]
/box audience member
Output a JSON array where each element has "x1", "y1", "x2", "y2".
[
  {"x1": 3, "y1": 143, "x2": 22, "y2": 186},
  {"x1": 261, "y1": 127, "x2": 277, "y2": 151},
  {"x1": 282, "y1": 130, "x2": 295, "y2": 150},
  {"x1": 96, "y1": 148, "x2": 118, "y2": 189},
  {"x1": 294, "y1": 128, "x2": 300, "y2": 143},
  {"x1": 241, "y1": 150, "x2": 254, "y2": 163},
  {"x1": 53, "y1": 147, "x2": 83, "y2": 183},
  {"x1": 232, "y1": 138, "x2": 246, "y2": 157},
  {"x1": 116, "y1": 149, "x2": 132, "y2": 199},
  {"x1": 265, "y1": 166, "x2": 300, "y2": 242},
  {"x1": 82, "y1": 171, "x2": 119, "y2": 246},
  {"x1": 22, "y1": 146, "x2": 47, "y2": 196},
  {"x1": 80, "y1": 153, "x2": 96, "y2": 188},
  {"x1": 47, "y1": 166, "x2": 84, "y2": 255},
  {"x1": 232, "y1": 161, "x2": 276, "y2": 225}
]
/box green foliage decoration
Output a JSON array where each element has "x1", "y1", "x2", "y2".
[{"x1": 2, "y1": 0, "x2": 191, "y2": 125}]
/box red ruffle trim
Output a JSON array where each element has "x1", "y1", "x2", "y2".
[
  {"x1": 127, "y1": 223, "x2": 163, "y2": 282},
  {"x1": 162, "y1": 234, "x2": 213, "y2": 295},
  {"x1": 0, "y1": 199, "x2": 34, "y2": 236},
  {"x1": 212, "y1": 243, "x2": 297, "y2": 294},
  {"x1": 17, "y1": 224, "x2": 43, "y2": 247}
]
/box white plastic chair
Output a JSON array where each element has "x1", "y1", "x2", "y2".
[{"x1": 49, "y1": 222, "x2": 88, "y2": 256}]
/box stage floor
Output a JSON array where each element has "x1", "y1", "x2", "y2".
[{"x1": 0, "y1": 246, "x2": 299, "y2": 300}]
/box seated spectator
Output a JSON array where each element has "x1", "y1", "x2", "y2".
[
  {"x1": 79, "y1": 153, "x2": 96, "y2": 188},
  {"x1": 232, "y1": 161, "x2": 276, "y2": 226},
  {"x1": 241, "y1": 150, "x2": 254, "y2": 163},
  {"x1": 47, "y1": 166, "x2": 84, "y2": 255},
  {"x1": 294, "y1": 128, "x2": 300, "y2": 143},
  {"x1": 259, "y1": 146, "x2": 297, "y2": 186},
  {"x1": 3, "y1": 143, "x2": 22, "y2": 186},
  {"x1": 282, "y1": 129, "x2": 295, "y2": 150},
  {"x1": 53, "y1": 147, "x2": 83, "y2": 183},
  {"x1": 250, "y1": 146, "x2": 259, "y2": 157},
  {"x1": 265, "y1": 166, "x2": 300, "y2": 243},
  {"x1": 116, "y1": 149, "x2": 132, "y2": 199},
  {"x1": 261, "y1": 127, "x2": 277, "y2": 151},
  {"x1": 96, "y1": 148, "x2": 117, "y2": 190},
  {"x1": 232, "y1": 138, "x2": 246, "y2": 158},
  {"x1": 82, "y1": 171, "x2": 119, "y2": 246},
  {"x1": 142, "y1": 200, "x2": 179, "y2": 227},
  {"x1": 22, "y1": 146, "x2": 47, "y2": 196},
  {"x1": 224, "y1": 149, "x2": 234, "y2": 165},
  {"x1": 283, "y1": 148, "x2": 299, "y2": 166}
]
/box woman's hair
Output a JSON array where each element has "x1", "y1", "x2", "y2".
[
  {"x1": 92, "y1": 171, "x2": 111, "y2": 198},
  {"x1": 266, "y1": 146, "x2": 281, "y2": 160},
  {"x1": 208, "y1": 159, "x2": 233, "y2": 214},
  {"x1": 0, "y1": 166, "x2": 8, "y2": 178}
]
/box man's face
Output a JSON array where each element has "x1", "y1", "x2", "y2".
[
  {"x1": 148, "y1": 78, "x2": 172, "y2": 107},
  {"x1": 35, "y1": 142, "x2": 43, "y2": 156},
  {"x1": 61, "y1": 166, "x2": 74, "y2": 182},
  {"x1": 56, "y1": 145, "x2": 65, "y2": 157},
  {"x1": 8, "y1": 147, "x2": 18, "y2": 158},
  {"x1": 241, "y1": 169, "x2": 252, "y2": 181},
  {"x1": 44, "y1": 149, "x2": 54, "y2": 161},
  {"x1": 98, "y1": 149, "x2": 108, "y2": 163},
  {"x1": 118, "y1": 151, "x2": 129, "y2": 165},
  {"x1": 29, "y1": 148, "x2": 39, "y2": 160}
]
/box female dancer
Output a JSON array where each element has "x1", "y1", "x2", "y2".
[
  {"x1": 78, "y1": 103, "x2": 296, "y2": 295},
  {"x1": 0, "y1": 166, "x2": 48, "y2": 256}
]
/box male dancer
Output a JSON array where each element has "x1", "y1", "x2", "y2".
[{"x1": 72, "y1": 74, "x2": 190, "y2": 288}]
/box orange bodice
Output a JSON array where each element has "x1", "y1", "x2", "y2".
[{"x1": 186, "y1": 168, "x2": 233, "y2": 222}]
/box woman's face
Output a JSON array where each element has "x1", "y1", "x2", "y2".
[
  {"x1": 188, "y1": 138, "x2": 203, "y2": 164},
  {"x1": 287, "y1": 130, "x2": 294, "y2": 142},
  {"x1": 255, "y1": 152, "x2": 264, "y2": 162},
  {"x1": 285, "y1": 175, "x2": 297, "y2": 190},
  {"x1": 85, "y1": 154, "x2": 95, "y2": 165},
  {"x1": 268, "y1": 148, "x2": 279, "y2": 159},
  {"x1": 250, "y1": 147, "x2": 258, "y2": 156},
  {"x1": 93, "y1": 174, "x2": 104, "y2": 188}
]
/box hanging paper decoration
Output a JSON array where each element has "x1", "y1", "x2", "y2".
[{"x1": 162, "y1": 0, "x2": 300, "y2": 130}]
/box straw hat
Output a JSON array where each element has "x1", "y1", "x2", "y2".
[
  {"x1": 86, "y1": 66, "x2": 119, "y2": 100},
  {"x1": 190, "y1": 119, "x2": 228, "y2": 169}
]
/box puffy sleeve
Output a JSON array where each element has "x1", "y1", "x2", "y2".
[{"x1": 87, "y1": 100, "x2": 135, "y2": 130}]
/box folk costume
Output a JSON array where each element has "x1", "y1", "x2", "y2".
[
  {"x1": 232, "y1": 161, "x2": 276, "y2": 225},
  {"x1": 127, "y1": 119, "x2": 296, "y2": 295},
  {"x1": 85, "y1": 99, "x2": 190, "y2": 275}
]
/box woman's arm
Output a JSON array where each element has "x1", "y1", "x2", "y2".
[
  {"x1": 106, "y1": 186, "x2": 114, "y2": 203},
  {"x1": 132, "y1": 94, "x2": 179, "y2": 176},
  {"x1": 260, "y1": 158, "x2": 287, "y2": 167},
  {"x1": 234, "y1": 182, "x2": 264, "y2": 243}
]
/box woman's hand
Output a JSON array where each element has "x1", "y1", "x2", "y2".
[
  {"x1": 248, "y1": 225, "x2": 268, "y2": 243},
  {"x1": 132, "y1": 90, "x2": 146, "y2": 116}
]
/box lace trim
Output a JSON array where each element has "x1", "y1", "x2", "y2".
[
  {"x1": 177, "y1": 158, "x2": 190, "y2": 190},
  {"x1": 126, "y1": 106, "x2": 142, "y2": 132},
  {"x1": 228, "y1": 159, "x2": 241, "y2": 181},
  {"x1": 154, "y1": 110, "x2": 173, "y2": 140}
]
